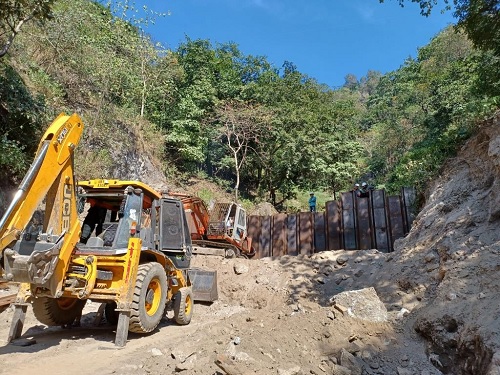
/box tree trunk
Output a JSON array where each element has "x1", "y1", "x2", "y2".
[{"x1": 233, "y1": 150, "x2": 240, "y2": 203}]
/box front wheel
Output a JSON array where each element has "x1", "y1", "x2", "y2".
[
  {"x1": 128, "y1": 262, "x2": 168, "y2": 333},
  {"x1": 173, "y1": 287, "x2": 193, "y2": 325},
  {"x1": 32, "y1": 297, "x2": 86, "y2": 326}
]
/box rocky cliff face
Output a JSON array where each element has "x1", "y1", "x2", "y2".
[
  {"x1": 381, "y1": 110, "x2": 500, "y2": 374},
  {"x1": 75, "y1": 116, "x2": 168, "y2": 190}
]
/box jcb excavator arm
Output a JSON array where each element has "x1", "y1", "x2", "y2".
[{"x1": 0, "y1": 113, "x2": 83, "y2": 284}]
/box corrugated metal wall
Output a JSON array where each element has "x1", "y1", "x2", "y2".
[{"x1": 248, "y1": 188, "x2": 416, "y2": 259}]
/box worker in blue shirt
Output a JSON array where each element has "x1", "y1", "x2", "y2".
[{"x1": 308, "y1": 192, "x2": 317, "y2": 212}]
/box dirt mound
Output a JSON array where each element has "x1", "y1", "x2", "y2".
[
  {"x1": 248, "y1": 202, "x2": 279, "y2": 216},
  {"x1": 0, "y1": 252, "x2": 434, "y2": 375},
  {"x1": 386, "y1": 110, "x2": 500, "y2": 374}
]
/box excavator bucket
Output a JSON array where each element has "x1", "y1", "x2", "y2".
[{"x1": 188, "y1": 268, "x2": 218, "y2": 302}]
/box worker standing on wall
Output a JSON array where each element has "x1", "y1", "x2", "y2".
[
  {"x1": 308, "y1": 192, "x2": 317, "y2": 212},
  {"x1": 358, "y1": 182, "x2": 370, "y2": 198}
]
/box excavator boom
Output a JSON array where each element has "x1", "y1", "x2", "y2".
[{"x1": 0, "y1": 113, "x2": 83, "y2": 256}]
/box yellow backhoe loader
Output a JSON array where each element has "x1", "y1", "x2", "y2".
[{"x1": 0, "y1": 113, "x2": 216, "y2": 347}]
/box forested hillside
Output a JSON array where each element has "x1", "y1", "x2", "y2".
[{"x1": 0, "y1": 0, "x2": 499, "y2": 213}]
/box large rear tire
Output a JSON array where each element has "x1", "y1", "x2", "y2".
[
  {"x1": 32, "y1": 297, "x2": 86, "y2": 326},
  {"x1": 173, "y1": 287, "x2": 193, "y2": 325},
  {"x1": 128, "y1": 262, "x2": 167, "y2": 333}
]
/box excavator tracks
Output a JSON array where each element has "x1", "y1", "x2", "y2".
[{"x1": 192, "y1": 240, "x2": 247, "y2": 258}]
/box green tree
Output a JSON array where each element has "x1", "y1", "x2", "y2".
[
  {"x1": 164, "y1": 39, "x2": 252, "y2": 171},
  {"x1": 0, "y1": 0, "x2": 55, "y2": 57},
  {"x1": 243, "y1": 66, "x2": 363, "y2": 205},
  {"x1": 379, "y1": 0, "x2": 500, "y2": 55},
  {"x1": 363, "y1": 26, "x2": 483, "y2": 193},
  {"x1": 210, "y1": 100, "x2": 273, "y2": 202},
  {"x1": 0, "y1": 63, "x2": 47, "y2": 184}
]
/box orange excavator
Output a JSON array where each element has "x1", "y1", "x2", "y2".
[{"x1": 168, "y1": 193, "x2": 256, "y2": 258}]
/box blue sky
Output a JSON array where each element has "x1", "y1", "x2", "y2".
[{"x1": 138, "y1": 0, "x2": 455, "y2": 88}]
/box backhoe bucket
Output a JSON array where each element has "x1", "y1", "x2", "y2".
[{"x1": 188, "y1": 268, "x2": 218, "y2": 302}]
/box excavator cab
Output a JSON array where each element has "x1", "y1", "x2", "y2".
[
  {"x1": 208, "y1": 202, "x2": 246, "y2": 241},
  {"x1": 206, "y1": 202, "x2": 253, "y2": 257},
  {"x1": 168, "y1": 192, "x2": 255, "y2": 258},
  {"x1": 76, "y1": 184, "x2": 148, "y2": 250},
  {"x1": 76, "y1": 179, "x2": 195, "y2": 263}
]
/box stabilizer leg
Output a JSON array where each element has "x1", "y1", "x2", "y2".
[
  {"x1": 8, "y1": 303, "x2": 28, "y2": 342},
  {"x1": 114, "y1": 310, "x2": 130, "y2": 347}
]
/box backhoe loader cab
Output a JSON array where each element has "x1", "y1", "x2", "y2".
[{"x1": 71, "y1": 180, "x2": 197, "y2": 344}]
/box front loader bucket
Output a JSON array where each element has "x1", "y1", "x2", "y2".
[{"x1": 188, "y1": 268, "x2": 218, "y2": 302}]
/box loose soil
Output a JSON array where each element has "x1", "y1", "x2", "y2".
[{"x1": 1, "y1": 111, "x2": 500, "y2": 375}]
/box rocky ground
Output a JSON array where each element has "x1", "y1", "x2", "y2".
[
  {"x1": 0, "y1": 110, "x2": 500, "y2": 375},
  {"x1": 0, "y1": 252, "x2": 437, "y2": 375}
]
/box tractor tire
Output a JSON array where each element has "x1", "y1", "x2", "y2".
[
  {"x1": 104, "y1": 302, "x2": 119, "y2": 325},
  {"x1": 173, "y1": 287, "x2": 193, "y2": 325},
  {"x1": 128, "y1": 262, "x2": 167, "y2": 333},
  {"x1": 32, "y1": 297, "x2": 86, "y2": 326}
]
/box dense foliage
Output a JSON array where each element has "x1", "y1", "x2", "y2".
[
  {"x1": 0, "y1": 0, "x2": 55, "y2": 57},
  {"x1": 0, "y1": 0, "x2": 499, "y2": 211}
]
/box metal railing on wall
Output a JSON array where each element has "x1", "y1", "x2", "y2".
[{"x1": 247, "y1": 188, "x2": 416, "y2": 259}]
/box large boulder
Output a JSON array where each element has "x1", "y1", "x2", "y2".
[{"x1": 331, "y1": 287, "x2": 388, "y2": 322}]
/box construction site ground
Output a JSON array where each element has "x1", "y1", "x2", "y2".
[
  {"x1": 0, "y1": 251, "x2": 437, "y2": 375},
  {"x1": 1, "y1": 111, "x2": 500, "y2": 375}
]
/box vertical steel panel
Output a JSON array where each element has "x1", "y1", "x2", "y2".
[
  {"x1": 326, "y1": 200, "x2": 341, "y2": 250},
  {"x1": 371, "y1": 190, "x2": 390, "y2": 253},
  {"x1": 298, "y1": 212, "x2": 313, "y2": 255},
  {"x1": 247, "y1": 215, "x2": 262, "y2": 258},
  {"x1": 341, "y1": 192, "x2": 357, "y2": 250},
  {"x1": 355, "y1": 195, "x2": 372, "y2": 249},
  {"x1": 314, "y1": 212, "x2": 326, "y2": 252},
  {"x1": 286, "y1": 214, "x2": 298, "y2": 256},
  {"x1": 259, "y1": 216, "x2": 271, "y2": 258},
  {"x1": 388, "y1": 196, "x2": 405, "y2": 251},
  {"x1": 248, "y1": 188, "x2": 410, "y2": 259},
  {"x1": 272, "y1": 214, "x2": 287, "y2": 257},
  {"x1": 402, "y1": 187, "x2": 417, "y2": 234}
]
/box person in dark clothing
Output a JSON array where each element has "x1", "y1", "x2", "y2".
[
  {"x1": 80, "y1": 205, "x2": 107, "y2": 244},
  {"x1": 358, "y1": 182, "x2": 370, "y2": 198},
  {"x1": 308, "y1": 192, "x2": 317, "y2": 212}
]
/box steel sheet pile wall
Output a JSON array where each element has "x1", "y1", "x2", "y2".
[
  {"x1": 356, "y1": 193, "x2": 372, "y2": 250},
  {"x1": 326, "y1": 200, "x2": 341, "y2": 250},
  {"x1": 259, "y1": 216, "x2": 271, "y2": 258},
  {"x1": 341, "y1": 192, "x2": 356, "y2": 250},
  {"x1": 272, "y1": 214, "x2": 287, "y2": 257},
  {"x1": 287, "y1": 214, "x2": 298, "y2": 256},
  {"x1": 371, "y1": 190, "x2": 390, "y2": 252},
  {"x1": 248, "y1": 188, "x2": 415, "y2": 259},
  {"x1": 298, "y1": 212, "x2": 313, "y2": 255}
]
